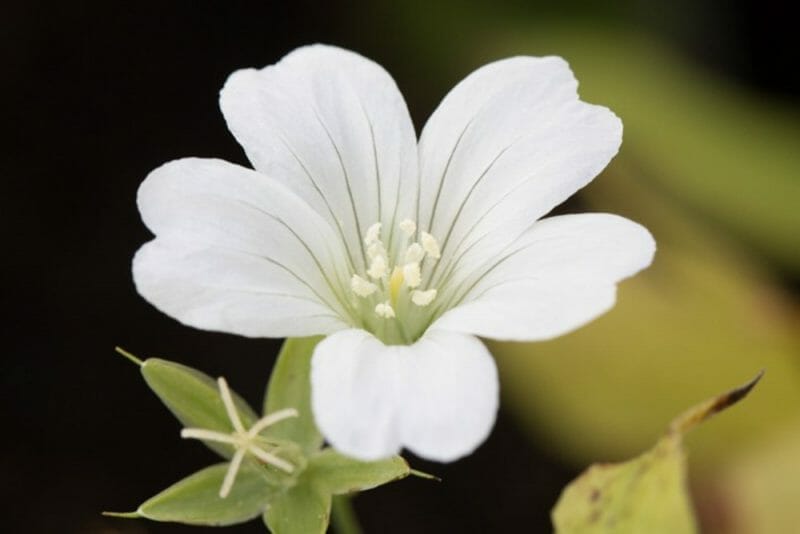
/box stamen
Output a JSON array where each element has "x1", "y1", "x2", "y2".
[
  {"x1": 399, "y1": 219, "x2": 417, "y2": 237},
  {"x1": 352, "y1": 220, "x2": 444, "y2": 330},
  {"x1": 403, "y1": 263, "x2": 422, "y2": 288},
  {"x1": 367, "y1": 241, "x2": 385, "y2": 260},
  {"x1": 411, "y1": 289, "x2": 437, "y2": 306},
  {"x1": 367, "y1": 255, "x2": 387, "y2": 279},
  {"x1": 375, "y1": 301, "x2": 395, "y2": 318},
  {"x1": 364, "y1": 222, "x2": 382, "y2": 245},
  {"x1": 351, "y1": 274, "x2": 378, "y2": 297},
  {"x1": 404, "y1": 243, "x2": 424, "y2": 263},
  {"x1": 421, "y1": 232, "x2": 441, "y2": 259}
]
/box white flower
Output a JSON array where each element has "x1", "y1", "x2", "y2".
[{"x1": 133, "y1": 45, "x2": 655, "y2": 462}]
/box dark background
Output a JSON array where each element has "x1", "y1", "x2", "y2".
[{"x1": 2, "y1": 1, "x2": 796, "y2": 532}]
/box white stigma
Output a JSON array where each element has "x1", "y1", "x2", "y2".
[
  {"x1": 399, "y1": 219, "x2": 417, "y2": 237},
  {"x1": 421, "y1": 232, "x2": 441, "y2": 259},
  {"x1": 350, "y1": 274, "x2": 377, "y2": 297},
  {"x1": 375, "y1": 301, "x2": 396, "y2": 318},
  {"x1": 411, "y1": 288, "x2": 437, "y2": 307}
]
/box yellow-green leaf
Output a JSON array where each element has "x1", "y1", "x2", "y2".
[{"x1": 552, "y1": 373, "x2": 762, "y2": 533}]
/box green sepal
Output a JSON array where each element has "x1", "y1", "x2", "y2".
[
  {"x1": 308, "y1": 448, "x2": 410, "y2": 495},
  {"x1": 262, "y1": 337, "x2": 323, "y2": 455},
  {"x1": 263, "y1": 477, "x2": 332, "y2": 534},
  {"x1": 135, "y1": 463, "x2": 279, "y2": 526},
  {"x1": 141, "y1": 358, "x2": 258, "y2": 458}
]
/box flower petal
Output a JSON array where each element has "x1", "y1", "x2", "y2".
[
  {"x1": 432, "y1": 213, "x2": 655, "y2": 341},
  {"x1": 134, "y1": 157, "x2": 351, "y2": 337},
  {"x1": 220, "y1": 45, "x2": 418, "y2": 271},
  {"x1": 417, "y1": 56, "x2": 622, "y2": 286},
  {"x1": 310, "y1": 329, "x2": 498, "y2": 462},
  {"x1": 310, "y1": 330, "x2": 401, "y2": 460},
  {"x1": 395, "y1": 331, "x2": 499, "y2": 462}
]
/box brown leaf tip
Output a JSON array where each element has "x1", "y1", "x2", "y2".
[
  {"x1": 670, "y1": 370, "x2": 764, "y2": 435},
  {"x1": 708, "y1": 369, "x2": 764, "y2": 417}
]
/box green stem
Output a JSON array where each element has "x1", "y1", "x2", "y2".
[{"x1": 331, "y1": 495, "x2": 362, "y2": 534}]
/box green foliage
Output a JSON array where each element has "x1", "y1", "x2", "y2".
[
  {"x1": 552, "y1": 373, "x2": 762, "y2": 533},
  {"x1": 112, "y1": 341, "x2": 416, "y2": 532},
  {"x1": 263, "y1": 337, "x2": 324, "y2": 455},
  {"x1": 263, "y1": 477, "x2": 332, "y2": 534},
  {"x1": 141, "y1": 358, "x2": 258, "y2": 459},
  {"x1": 308, "y1": 449, "x2": 411, "y2": 495},
  {"x1": 130, "y1": 463, "x2": 278, "y2": 526}
]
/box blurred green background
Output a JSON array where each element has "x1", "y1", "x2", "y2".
[
  {"x1": 5, "y1": 1, "x2": 797, "y2": 532},
  {"x1": 365, "y1": 1, "x2": 800, "y2": 532}
]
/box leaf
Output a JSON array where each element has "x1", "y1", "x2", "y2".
[
  {"x1": 263, "y1": 478, "x2": 332, "y2": 534},
  {"x1": 308, "y1": 448, "x2": 410, "y2": 495},
  {"x1": 141, "y1": 358, "x2": 258, "y2": 458},
  {"x1": 260, "y1": 448, "x2": 411, "y2": 533},
  {"x1": 551, "y1": 373, "x2": 762, "y2": 533},
  {"x1": 135, "y1": 463, "x2": 278, "y2": 526},
  {"x1": 262, "y1": 337, "x2": 323, "y2": 455}
]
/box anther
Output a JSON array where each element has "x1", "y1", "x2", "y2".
[
  {"x1": 364, "y1": 222, "x2": 382, "y2": 245},
  {"x1": 367, "y1": 241, "x2": 385, "y2": 260},
  {"x1": 411, "y1": 288, "x2": 437, "y2": 306},
  {"x1": 375, "y1": 301, "x2": 395, "y2": 318},
  {"x1": 405, "y1": 243, "x2": 424, "y2": 263},
  {"x1": 351, "y1": 274, "x2": 377, "y2": 297},
  {"x1": 367, "y1": 255, "x2": 387, "y2": 279},
  {"x1": 421, "y1": 232, "x2": 441, "y2": 259}
]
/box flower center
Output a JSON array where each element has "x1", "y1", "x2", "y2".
[{"x1": 349, "y1": 219, "x2": 441, "y2": 344}]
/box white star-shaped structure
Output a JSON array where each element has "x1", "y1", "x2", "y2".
[{"x1": 181, "y1": 377, "x2": 298, "y2": 498}]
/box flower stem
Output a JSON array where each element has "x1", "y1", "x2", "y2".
[{"x1": 331, "y1": 495, "x2": 362, "y2": 534}]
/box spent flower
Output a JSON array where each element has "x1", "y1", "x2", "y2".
[
  {"x1": 133, "y1": 45, "x2": 655, "y2": 462},
  {"x1": 181, "y1": 376, "x2": 298, "y2": 497}
]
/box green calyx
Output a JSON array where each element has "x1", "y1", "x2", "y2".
[{"x1": 106, "y1": 339, "x2": 433, "y2": 533}]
